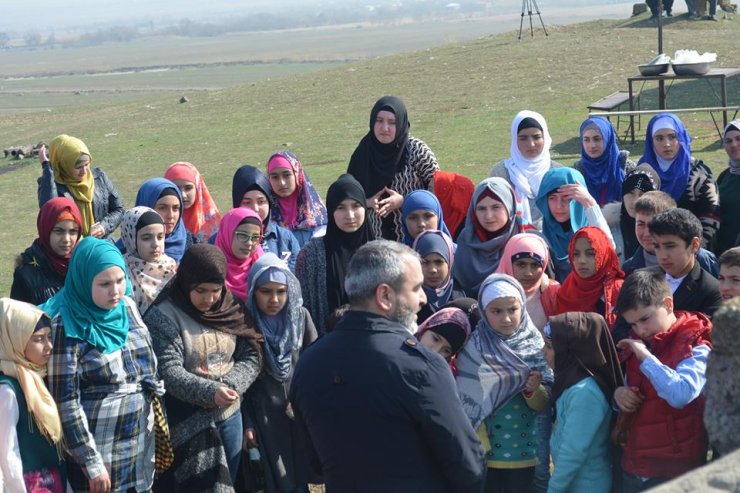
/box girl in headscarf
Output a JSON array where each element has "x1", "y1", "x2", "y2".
[
  {"x1": 573, "y1": 116, "x2": 634, "y2": 206},
  {"x1": 618, "y1": 164, "x2": 661, "y2": 260},
  {"x1": 453, "y1": 177, "x2": 530, "y2": 298},
  {"x1": 164, "y1": 161, "x2": 222, "y2": 243},
  {"x1": 433, "y1": 170, "x2": 475, "y2": 241},
  {"x1": 489, "y1": 110, "x2": 562, "y2": 226},
  {"x1": 143, "y1": 244, "x2": 262, "y2": 489},
  {"x1": 542, "y1": 312, "x2": 623, "y2": 493},
  {"x1": 535, "y1": 167, "x2": 614, "y2": 282},
  {"x1": 43, "y1": 237, "x2": 163, "y2": 493},
  {"x1": 12, "y1": 197, "x2": 83, "y2": 305},
  {"x1": 232, "y1": 165, "x2": 300, "y2": 271},
  {"x1": 456, "y1": 273, "x2": 553, "y2": 493},
  {"x1": 413, "y1": 229, "x2": 462, "y2": 324},
  {"x1": 401, "y1": 189, "x2": 453, "y2": 247},
  {"x1": 215, "y1": 207, "x2": 265, "y2": 301},
  {"x1": 347, "y1": 95, "x2": 439, "y2": 241},
  {"x1": 555, "y1": 226, "x2": 625, "y2": 330},
  {"x1": 715, "y1": 119, "x2": 740, "y2": 255},
  {"x1": 242, "y1": 253, "x2": 319, "y2": 492},
  {"x1": 639, "y1": 113, "x2": 719, "y2": 248},
  {"x1": 296, "y1": 174, "x2": 373, "y2": 335},
  {"x1": 266, "y1": 151, "x2": 328, "y2": 247},
  {"x1": 0, "y1": 298, "x2": 64, "y2": 493},
  {"x1": 131, "y1": 177, "x2": 189, "y2": 263},
  {"x1": 37, "y1": 134, "x2": 124, "y2": 238},
  {"x1": 120, "y1": 206, "x2": 177, "y2": 315},
  {"x1": 415, "y1": 307, "x2": 470, "y2": 375}
]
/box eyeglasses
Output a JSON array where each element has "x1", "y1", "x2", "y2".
[{"x1": 234, "y1": 232, "x2": 263, "y2": 244}]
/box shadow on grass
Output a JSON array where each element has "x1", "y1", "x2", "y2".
[{"x1": 617, "y1": 12, "x2": 699, "y2": 29}]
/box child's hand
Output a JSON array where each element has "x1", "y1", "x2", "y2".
[
  {"x1": 525, "y1": 370, "x2": 542, "y2": 394},
  {"x1": 214, "y1": 386, "x2": 238, "y2": 407},
  {"x1": 614, "y1": 386, "x2": 643, "y2": 412},
  {"x1": 617, "y1": 338, "x2": 651, "y2": 362}
]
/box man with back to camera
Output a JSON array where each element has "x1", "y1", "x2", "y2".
[{"x1": 289, "y1": 240, "x2": 486, "y2": 492}]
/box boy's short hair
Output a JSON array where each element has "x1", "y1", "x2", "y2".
[
  {"x1": 719, "y1": 246, "x2": 740, "y2": 269},
  {"x1": 648, "y1": 208, "x2": 702, "y2": 246},
  {"x1": 633, "y1": 191, "x2": 677, "y2": 216},
  {"x1": 616, "y1": 268, "x2": 672, "y2": 314}
]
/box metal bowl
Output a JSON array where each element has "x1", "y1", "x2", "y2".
[
  {"x1": 638, "y1": 63, "x2": 669, "y2": 76},
  {"x1": 672, "y1": 62, "x2": 712, "y2": 75}
]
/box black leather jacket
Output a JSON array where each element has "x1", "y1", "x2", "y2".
[{"x1": 10, "y1": 241, "x2": 65, "y2": 306}]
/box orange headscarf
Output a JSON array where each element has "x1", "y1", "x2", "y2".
[{"x1": 164, "y1": 162, "x2": 221, "y2": 242}]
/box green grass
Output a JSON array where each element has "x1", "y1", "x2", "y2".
[{"x1": 1, "y1": 14, "x2": 738, "y2": 295}]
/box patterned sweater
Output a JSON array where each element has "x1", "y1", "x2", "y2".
[{"x1": 677, "y1": 158, "x2": 720, "y2": 249}]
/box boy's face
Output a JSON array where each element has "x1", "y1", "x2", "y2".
[
  {"x1": 635, "y1": 212, "x2": 655, "y2": 253},
  {"x1": 652, "y1": 233, "x2": 699, "y2": 278},
  {"x1": 719, "y1": 264, "x2": 740, "y2": 301},
  {"x1": 621, "y1": 298, "x2": 674, "y2": 341}
]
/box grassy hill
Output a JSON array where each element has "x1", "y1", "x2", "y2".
[{"x1": 1, "y1": 14, "x2": 738, "y2": 295}]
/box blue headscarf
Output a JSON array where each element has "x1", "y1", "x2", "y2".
[
  {"x1": 134, "y1": 177, "x2": 188, "y2": 263},
  {"x1": 40, "y1": 237, "x2": 132, "y2": 354},
  {"x1": 579, "y1": 116, "x2": 624, "y2": 205},
  {"x1": 413, "y1": 230, "x2": 455, "y2": 313},
  {"x1": 246, "y1": 252, "x2": 304, "y2": 382},
  {"x1": 401, "y1": 190, "x2": 453, "y2": 246},
  {"x1": 535, "y1": 167, "x2": 589, "y2": 267},
  {"x1": 638, "y1": 113, "x2": 692, "y2": 201}
]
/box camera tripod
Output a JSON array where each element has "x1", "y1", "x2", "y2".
[{"x1": 519, "y1": 0, "x2": 548, "y2": 40}]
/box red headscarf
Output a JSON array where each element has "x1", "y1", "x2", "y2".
[
  {"x1": 433, "y1": 170, "x2": 474, "y2": 239},
  {"x1": 164, "y1": 162, "x2": 221, "y2": 241},
  {"x1": 556, "y1": 226, "x2": 624, "y2": 329},
  {"x1": 37, "y1": 197, "x2": 83, "y2": 276}
]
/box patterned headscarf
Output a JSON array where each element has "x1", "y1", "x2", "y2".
[
  {"x1": 49, "y1": 134, "x2": 95, "y2": 235},
  {"x1": 164, "y1": 161, "x2": 222, "y2": 242},
  {"x1": 579, "y1": 116, "x2": 625, "y2": 205},
  {"x1": 267, "y1": 151, "x2": 328, "y2": 231},
  {"x1": 416, "y1": 307, "x2": 471, "y2": 375},
  {"x1": 639, "y1": 113, "x2": 692, "y2": 201}
]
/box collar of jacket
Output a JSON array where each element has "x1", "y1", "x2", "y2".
[{"x1": 334, "y1": 309, "x2": 411, "y2": 336}]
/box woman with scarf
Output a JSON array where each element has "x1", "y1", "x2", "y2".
[
  {"x1": 715, "y1": 119, "x2": 740, "y2": 255},
  {"x1": 0, "y1": 298, "x2": 64, "y2": 493},
  {"x1": 412, "y1": 229, "x2": 462, "y2": 324},
  {"x1": 266, "y1": 151, "x2": 328, "y2": 247},
  {"x1": 37, "y1": 134, "x2": 124, "y2": 239},
  {"x1": 489, "y1": 110, "x2": 562, "y2": 227},
  {"x1": 555, "y1": 226, "x2": 625, "y2": 331},
  {"x1": 347, "y1": 95, "x2": 439, "y2": 241},
  {"x1": 616, "y1": 164, "x2": 661, "y2": 260},
  {"x1": 215, "y1": 207, "x2": 265, "y2": 302},
  {"x1": 456, "y1": 273, "x2": 553, "y2": 493},
  {"x1": 44, "y1": 236, "x2": 163, "y2": 493},
  {"x1": 453, "y1": 177, "x2": 530, "y2": 298},
  {"x1": 433, "y1": 170, "x2": 475, "y2": 241},
  {"x1": 12, "y1": 197, "x2": 83, "y2": 305},
  {"x1": 639, "y1": 113, "x2": 719, "y2": 248},
  {"x1": 415, "y1": 307, "x2": 470, "y2": 375},
  {"x1": 164, "y1": 161, "x2": 222, "y2": 243},
  {"x1": 296, "y1": 174, "x2": 373, "y2": 335},
  {"x1": 143, "y1": 244, "x2": 262, "y2": 490},
  {"x1": 401, "y1": 189, "x2": 453, "y2": 247},
  {"x1": 241, "y1": 253, "x2": 318, "y2": 492},
  {"x1": 120, "y1": 207, "x2": 177, "y2": 315},
  {"x1": 542, "y1": 312, "x2": 623, "y2": 493}
]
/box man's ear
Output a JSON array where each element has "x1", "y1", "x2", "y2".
[{"x1": 375, "y1": 283, "x2": 395, "y2": 313}]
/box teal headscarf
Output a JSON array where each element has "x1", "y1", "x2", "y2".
[{"x1": 40, "y1": 237, "x2": 132, "y2": 354}]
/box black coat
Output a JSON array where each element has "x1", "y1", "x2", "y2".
[
  {"x1": 10, "y1": 241, "x2": 65, "y2": 305},
  {"x1": 289, "y1": 310, "x2": 485, "y2": 493},
  {"x1": 672, "y1": 261, "x2": 722, "y2": 319}
]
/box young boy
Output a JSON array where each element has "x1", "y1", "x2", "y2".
[
  {"x1": 718, "y1": 246, "x2": 740, "y2": 302},
  {"x1": 648, "y1": 208, "x2": 722, "y2": 318},
  {"x1": 614, "y1": 269, "x2": 712, "y2": 492}
]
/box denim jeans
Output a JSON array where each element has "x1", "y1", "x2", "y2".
[
  {"x1": 532, "y1": 404, "x2": 552, "y2": 493},
  {"x1": 685, "y1": 0, "x2": 697, "y2": 14},
  {"x1": 217, "y1": 410, "x2": 244, "y2": 485}
]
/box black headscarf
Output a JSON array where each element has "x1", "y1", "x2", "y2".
[
  {"x1": 620, "y1": 164, "x2": 661, "y2": 258},
  {"x1": 347, "y1": 95, "x2": 411, "y2": 198},
  {"x1": 231, "y1": 164, "x2": 272, "y2": 228},
  {"x1": 323, "y1": 174, "x2": 373, "y2": 312}
]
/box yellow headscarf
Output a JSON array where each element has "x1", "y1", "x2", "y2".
[
  {"x1": 0, "y1": 298, "x2": 62, "y2": 444},
  {"x1": 49, "y1": 134, "x2": 95, "y2": 235}
]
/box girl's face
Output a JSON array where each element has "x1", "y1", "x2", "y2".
[
  {"x1": 136, "y1": 223, "x2": 165, "y2": 262},
  {"x1": 154, "y1": 195, "x2": 181, "y2": 235},
  {"x1": 189, "y1": 282, "x2": 222, "y2": 312},
  {"x1": 91, "y1": 266, "x2": 126, "y2": 309},
  {"x1": 419, "y1": 330, "x2": 453, "y2": 361},
  {"x1": 25, "y1": 325, "x2": 53, "y2": 367},
  {"x1": 511, "y1": 257, "x2": 544, "y2": 291},
  {"x1": 547, "y1": 191, "x2": 570, "y2": 223},
  {"x1": 172, "y1": 179, "x2": 196, "y2": 210},
  {"x1": 231, "y1": 223, "x2": 262, "y2": 259},
  {"x1": 373, "y1": 110, "x2": 397, "y2": 144},
  {"x1": 652, "y1": 128, "x2": 679, "y2": 161},
  {"x1": 405, "y1": 209, "x2": 439, "y2": 239},
  {"x1": 724, "y1": 129, "x2": 740, "y2": 162},
  {"x1": 334, "y1": 198, "x2": 366, "y2": 233},
  {"x1": 254, "y1": 281, "x2": 288, "y2": 316},
  {"x1": 517, "y1": 128, "x2": 545, "y2": 158},
  {"x1": 484, "y1": 296, "x2": 522, "y2": 336},
  {"x1": 572, "y1": 237, "x2": 597, "y2": 279},
  {"x1": 542, "y1": 338, "x2": 554, "y2": 369},
  {"x1": 269, "y1": 167, "x2": 297, "y2": 198},
  {"x1": 582, "y1": 128, "x2": 605, "y2": 159},
  {"x1": 421, "y1": 253, "x2": 449, "y2": 289},
  {"x1": 49, "y1": 219, "x2": 80, "y2": 257},
  {"x1": 71, "y1": 155, "x2": 91, "y2": 182},
  {"x1": 240, "y1": 190, "x2": 270, "y2": 221},
  {"x1": 622, "y1": 189, "x2": 645, "y2": 218},
  {"x1": 475, "y1": 196, "x2": 509, "y2": 233}
]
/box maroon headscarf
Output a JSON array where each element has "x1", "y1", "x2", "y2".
[{"x1": 37, "y1": 197, "x2": 83, "y2": 276}]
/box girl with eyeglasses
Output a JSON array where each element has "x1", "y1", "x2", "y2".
[{"x1": 215, "y1": 207, "x2": 265, "y2": 302}]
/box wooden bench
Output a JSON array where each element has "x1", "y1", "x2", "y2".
[{"x1": 588, "y1": 91, "x2": 641, "y2": 143}]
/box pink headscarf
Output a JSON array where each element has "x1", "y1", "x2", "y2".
[
  {"x1": 267, "y1": 151, "x2": 328, "y2": 231},
  {"x1": 268, "y1": 154, "x2": 300, "y2": 228},
  {"x1": 215, "y1": 207, "x2": 264, "y2": 300},
  {"x1": 164, "y1": 162, "x2": 221, "y2": 241},
  {"x1": 495, "y1": 232, "x2": 551, "y2": 295}
]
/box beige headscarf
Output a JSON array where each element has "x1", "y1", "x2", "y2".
[
  {"x1": 0, "y1": 298, "x2": 62, "y2": 444},
  {"x1": 49, "y1": 134, "x2": 95, "y2": 236}
]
